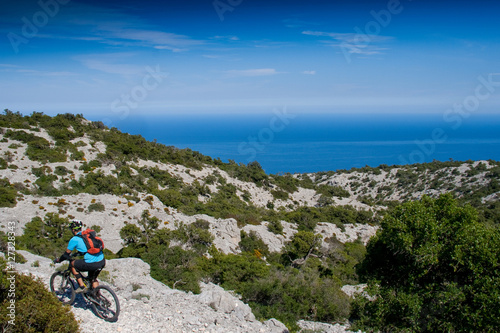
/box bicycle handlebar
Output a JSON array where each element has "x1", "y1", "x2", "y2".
[{"x1": 53, "y1": 252, "x2": 84, "y2": 263}]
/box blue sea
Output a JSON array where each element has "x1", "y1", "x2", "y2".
[{"x1": 108, "y1": 112, "x2": 500, "y2": 174}]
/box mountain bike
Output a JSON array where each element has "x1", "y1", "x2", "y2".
[{"x1": 50, "y1": 255, "x2": 120, "y2": 322}]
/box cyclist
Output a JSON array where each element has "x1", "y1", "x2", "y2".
[{"x1": 55, "y1": 220, "x2": 105, "y2": 293}]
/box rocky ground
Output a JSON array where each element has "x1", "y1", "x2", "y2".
[
  {"x1": 12, "y1": 250, "x2": 360, "y2": 333},
  {"x1": 0, "y1": 191, "x2": 378, "y2": 254}
]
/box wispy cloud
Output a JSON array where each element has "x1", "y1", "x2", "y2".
[
  {"x1": 302, "y1": 30, "x2": 393, "y2": 56},
  {"x1": 74, "y1": 53, "x2": 145, "y2": 76},
  {"x1": 34, "y1": 3, "x2": 204, "y2": 52},
  {"x1": 106, "y1": 29, "x2": 203, "y2": 52},
  {"x1": 225, "y1": 68, "x2": 282, "y2": 77},
  {"x1": 302, "y1": 70, "x2": 316, "y2": 75},
  {"x1": 0, "y1": 64, "x2": 74, "y2": 77},
  {"x1": 211, "y1": 35, "x2": 240, "y2": 41}
]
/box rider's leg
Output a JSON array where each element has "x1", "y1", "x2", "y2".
[
  {"x1": 70, "y1": 261, "x2": 85, "y2": 288},
  {"x1": 89, "y1": 270, "x2": 100, "y2": 289}
]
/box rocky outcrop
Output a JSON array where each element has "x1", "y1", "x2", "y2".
[{"x1": 14, "y1": 250, "x2": 292, "y2": 333}]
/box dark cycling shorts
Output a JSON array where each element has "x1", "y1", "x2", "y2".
[{"x1": 73, "y1": 259, "x2": 105, "y2": 281}]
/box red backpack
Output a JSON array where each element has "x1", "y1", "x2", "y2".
[{"x1": 78, "y1": 229, "x2": 104, "y2": 255}]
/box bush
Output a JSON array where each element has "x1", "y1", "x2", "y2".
[
  {"x1": 0, "y1": 259, "x2": 79, "y2": 332},
  {"x1": 271, "y1": 189, "x2": 289, "y2": 200},
  {"x1": 54, "y1": 166, "x2": 71, "y2": 176},
  {"x1": 267, "y1": 220, "x2": 283, "y2": 235},
  {"x1": 316, "y1": 184, "x2": 350, "y2": 198},
  {"x1": 239, "y1": 230, "x2": 270, "y2": 257},
  {"x1": 87, "y1": 202, "x2": 105, "y2": 212},
  {"x1": 0, "y1": 178, "x2": 18, "y2": 208},
  {"x1": 144, "y1": 245, "x2": 202, "y2": 293},
  {"x1": 246, "y1": 263, "x2": 350, "y2": 330},
  {"x1": 352, "y1": 194, "x2": 500, "y2": 332},
  {"x1": 4, "y1": 130, "x2": 67, "y2": 163},
  {"x1": 16, "y1": 213, "x2": 72, "y2": 258}
]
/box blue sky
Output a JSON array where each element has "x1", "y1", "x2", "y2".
[{"x1": 1, "y1": 0, "x2": 500, "y2": 118}]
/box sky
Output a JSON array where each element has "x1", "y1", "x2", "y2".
[{"x1": 1, "y1": 0, "x2": 500, "y2": 119}]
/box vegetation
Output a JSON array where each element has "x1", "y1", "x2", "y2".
[
  {"x1": 87, "y1": 202, "x2": 105, "y2": 212},
  {"x1": 0, "y1": 178, "x2": 18, "y2": 207},
  {"x1": 2, "y1": 111, "x2": 500, "y2": 331},
  {"x1": 0, "y1": 258, "x2": 79, "y2": 332},
  {"x1": 351, "y1": 194, "x2": 500, "y2": 332},
  {"x1": 117, "y1": 215, "x2": 366, "y2": 330},
  {"x1": 16, "y1": 213, "x2": 73, "y2": 258}
]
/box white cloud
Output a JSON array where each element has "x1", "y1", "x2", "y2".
[
  {"x1": 0, "y1": 65, "x2": 74, "y2": 77},
  {"x1": 34, "y1": 3, "x2": 204, "y2": 52},
  {"x1": 74, "y1": 53, "x2": 146, "y2": 76},
  {"x1": 212, "y1": 35, "x2": 239, "y2": 41},
  {"x1": 302, "y1": 30, "x2": 393, "y2": 56},
  {"x1": 302, "y1": 70, "x2": 316, "y2": 75},
  {"x1": 225, "y1": 68, "x2": 281, "y2": 77},
  {"x1": 108, "y1": 29, "x2": 203, "y2": 51}
]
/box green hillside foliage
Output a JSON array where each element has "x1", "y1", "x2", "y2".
[
  {"x1": 2, "y1": 111, "x2": 500, "y2": 331},
  {"x1": 351, "y1": 194, "x2": 500, "y2": 332},
  {"x1": 0, "y1": 258, "x2": 79, "y2": 333},
  {"x1": 0, "y1": 178, "x2": 18, "y2": 207},
  {"x1": 118, "y1": 216, "x2": 366, "y2": 330},
  {"x1": 16, "y1": 214, "x2": 74, "y2": 258}
]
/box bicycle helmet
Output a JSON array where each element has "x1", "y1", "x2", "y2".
[{"x1": 70, "y1": 220, "x2": 83, "y2": 231}]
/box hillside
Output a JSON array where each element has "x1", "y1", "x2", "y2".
[
  {"x1": 11, "y1": 250, "x2": 299, "y2": 333},
  {"x1": 1, "y1": 110, "x2": 499, "y2": 332}
]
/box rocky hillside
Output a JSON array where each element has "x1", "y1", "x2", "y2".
[
  {"x1": 11, "y1": 250, "x2": 363, "y2": 333},
  {"x1": 1, "y1": 112, "x2": 498, "y2": 255},
  {"x1": 1, "y1": 111, "x2": 499, "y2": 332},
  {"x1": 0, "y1": 112, "x2": 383, "y2": 254}
]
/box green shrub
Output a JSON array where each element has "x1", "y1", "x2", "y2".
[
  {"x1": 239, "y1": 230, "x2": 269, "y2": 257},
  {"x1": 90, "y1": 225, "x2": 102, "y2": 233},
  {"x1": 15, "y1": 252, "x2": 26, "y2": 264},
  {"x1": 144, "y1": 245, "x2": 202, "y2": 293},
  {"x1": 0, "y1": 178, "x2": 18, "y2": 208},
  {"x1": 87, "y1": 202, "x2": 105, "y2": 212},
  {"x1": 267, "y1": 220, "x2": 283, "y2": 235},
  {"x1": 0, "y1": 259, "x2": 79, "y2": 332},
  {"x1": 316, "y1": 184, "x2": 350, "y2": 198},
  {"x1": 4, "y1": 130, "x2": 67, "y2": 163},
  {"x1": 271, "y1": 189, "x2": 289, "y2": 200},
  {"x1": 245, "y1": 263, "x2": 349, "y2": 330},
  {"x1": 352, "y1": 194, "x2": 500, "y2": 332},
  {"x1": 54, "y1": 166, "x2": 71, "y2": 176},
  {"x1": 7, "y1": 143, "x2": 22, "y2": 149},
  {"x1": 16, "y1": 213, "x2": 72, "y2": 258}
]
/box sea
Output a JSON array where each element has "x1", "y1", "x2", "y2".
[{"x1": 108, "y1": 112, "x2": 500, "y2": 175}]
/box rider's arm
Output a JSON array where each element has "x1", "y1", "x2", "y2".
[
  {"x1": 57, "y1": 237, "x2": 78, "y2": 263},
  {"x1": 57, "y1": 249, "x2": 72, "y2": 263}
]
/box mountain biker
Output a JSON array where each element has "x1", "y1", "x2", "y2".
[{"x1": 55, "y1": 220, "x2": 105, "y2": 293}]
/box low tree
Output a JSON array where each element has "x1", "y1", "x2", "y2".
[{"x1": 352, "y1": 194, "x2": 500, "y2": 332}]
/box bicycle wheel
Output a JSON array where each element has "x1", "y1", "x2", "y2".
[
  {"x1": 90, "y1": 285, "x2": 120, "y2": 322},
  {"x1": 50, "y1": 272, "x2": 76, "y2": 305}
]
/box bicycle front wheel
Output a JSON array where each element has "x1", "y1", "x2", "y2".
[
  {"x1": 90, "y1": 285, "x2": 120, "y2": 322},
  {"x1": 50, "y1": 272, "x2": 76, "y2": 305}
]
